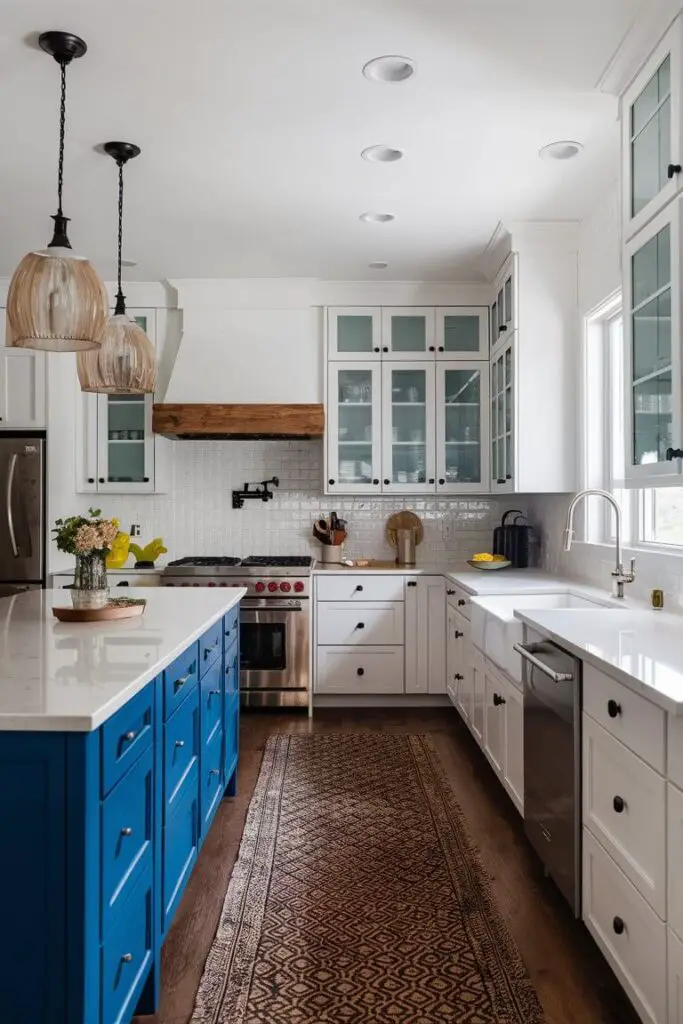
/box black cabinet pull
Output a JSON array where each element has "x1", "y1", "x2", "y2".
[
  {"x1": 438, "y1": 478, "x2": 445, "y2": 485},
  {"x1": 505, "y1": 474, "x2": 512, "y2": 480},
  {"x1": 428, "y1": 477, "x2": 435, "y2": 484},
  {"x1": 356, "y1": 622, "x2": 365, "y2": 629},
  {"x1": 382, "y1": 346, "x2": 389, "y2": 353},
  {"x1": 373, "y1": 478, "x2": 379, "y2": 485},
  {"x1": 355, "y1": 585, "x2": 363, "y2": 592},
  {"x1": 373, "y1": 346, "x2": 380, "y2": 352},
  {"x1": 612, "y1": 916, "x2": 625, "y2": 935},
  {"x1": 458, "y1": 598, "x2": 466, "y2": 607},
  {"x1": 329, "y1": 479, "x2": 335, "y2": 485},
  {"x1": 493, "y1": 692, "x2": 506, "y2": 706},
  {"x1": 454, "y1": 630, "x2": 464, "y2": 638},
  {"x1": 406, "y1": 580, "x2": 417, "y2": 588},
  {"x1": 116, "y1": 581, "x2": 130, "y2": 587},
  {"x1": 438, "y1": 346, "x2": 444, "y2": 352},
  {"x1": 613, "y1": 795, "x2": 625, "y2": 813},
  {"x1": 607, "y1": 699, "x2": 621, "y2": 718},
  {"x1": 499, "y1": 324, "x2": 508, "y2": 333},
  {"x1": 666, "y1": 447, "x2": 683, "y2": 461},
  {"x1": 87, "y1": 477, "x2": 95, "y2": 484},
  {"x1": 383, "y1": 478, "x2": 390, "y2": 485},
  {"x1": 429, "y1": 345, "x2": 435, "y2": 352},
  {"x1": 446, "y1": 589, "x2": 455, "y2": 595},
  {"x1": 668, "y1": 163, "x2": 682, "y2": 179},
  {"x1": 496, "y1": 478, "x2": 506, "y2": 484},
  {"x1": 99, "y1": 478, "x2": 105, "y2": 483},
  {"x1": 454, "y1": 673, "x2": 463, "y2": 681},
  {"x1": 357, "y1": 667, "x2": 365, "y2": 676},
  {"x1": 143, "y1": 476, "x2": 150, "y2": 483}
]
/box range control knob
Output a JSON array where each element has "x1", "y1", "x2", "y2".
[
  {"x1": 166, "y1": 583, "x2": 175, "y2": 587},
  {"x1": 208, "y1": 581, "x2": 216, "y2": 587},
  {"x1": 268, "y1": 581, "x2": 279, "y2": 592},
  {"x1": 219, "y1": 582, "x2": 228, "y2": 587},
  {"x1": 255, "y1": 581, "x2": 266, "y2": 593},
  {"x1": 280, "y1": 581, "x2": 292, "y2": 592},
  {"x1": 294, "y1": 581, "x2": 304, "y2": 593}
]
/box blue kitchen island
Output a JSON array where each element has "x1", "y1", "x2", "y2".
[{"x1": 0, "y1": 586, "x2": 245, "y2": 1024}]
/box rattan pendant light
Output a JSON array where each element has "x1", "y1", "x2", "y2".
[
  {"x1": 77, "y1": 142, "x2": 157, "y2": 394},
  {"x1": 6, "y1": 32, "x2": 108, "y2": 352}
]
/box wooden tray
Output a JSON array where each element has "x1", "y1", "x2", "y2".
[
  {"x1": 385, "y1": 510, "x2": 424, "y2": 549},
  {"x1": 53, "y1": 600, "x2": 146, "y2": 623}
]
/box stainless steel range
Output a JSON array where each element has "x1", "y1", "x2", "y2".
[{"x1": 162, "y1": 556, "x2": 312, "y2": 709}]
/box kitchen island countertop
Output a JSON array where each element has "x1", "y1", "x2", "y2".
[{"x1": 0, "y1": 587, "x2": 245, "y2": 732}]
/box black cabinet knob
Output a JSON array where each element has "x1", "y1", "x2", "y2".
[
  {"x1": 438, "y1": 346, "x2": 444, "y2": 352},
  {"x1": 116, "y1": 581, "x2": 130, "y2": 587},
  {"x1": 607, "y1": 699, "x2": 621, "y2": 718},
  {"x1": 329, "y1": 479, "x2": 335, "y2": 485},
  {"x1": 87, "y1": 477, "x2": 95, "y2": 484},
  {"x1": 668, "y1": 163, "x2": 682, "y2": 179},
  {"x1": 666, "y1": 447, "x2": 683, "y2": 461},
  {"x1": 458, "y1": 598, "x2": 466, "y2": 606},
  {"x1": 382, "y1": 346, "x2": 389, "y2": 353},
  {"x1": 429, "y1": 346, "x2": 435, "y2": 352},
  {"x1": 373, "y1": 347, "x2": 380, "y2": 352},
  {"x1": 493, "y1": 692, "x2": 506, "y2": 706},
  {"x1": 506, "y1": 474, "x2": 512, "y2": 480},
  {"x1": 446, "y1": 589, "x2": 455, "y2": 595},
  {"x1": 407, "y1": 581, "x2": 417, "y2": 587},
  {"x1": 99, "y1": 478, "x2": 105, "y2": 483},
  {"x1": 613, "y1": 795, "x2": 625, "y2": 813},
  {"x1": 373, "y1": 478, "x2": 379, "y2": 485},
  {"x1": 612, "y1": 916, "x2": 625, "y2": 935},
  {"x1": 143, "y1": 476, "x2": 150, "y2": 483},
  {"x1": 496, "y1": 478, "x2": 506, "y2": 484},
  {"x1": 454, "y1": 673, "x2": 464, "y2": 681},
  {"x1": 438, "y1": 478, "x2": 445, "y2": 485},
  {"x1": 356, "y1": 622, "x2": 365, "y2": 629},
  {"x1": 384, "y1": 478, "x2": 390, "y2": 485},
  {"x1": 357, "y1": 667, "x2": 365, "y2": 676},
  {"x1": 499, "y1": 324, "x2": 508, "y2": 333},
  {"x1": 355, "y1": 585, "x2": 363, "y2": 592},
  {"x1": 428, "y1": 478, "x2": 435, "y2": 484},
  {"x1": 454, "y1": 630, "x2": 464, "y2": 638}
]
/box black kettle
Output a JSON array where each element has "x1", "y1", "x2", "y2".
[{"x1": 492, "y1": 510, "x2": 534, "y2": 568}]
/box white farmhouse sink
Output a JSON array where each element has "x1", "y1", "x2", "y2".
[{"x1": 470, "y1": 590, "x2": 621, "y2": 684}]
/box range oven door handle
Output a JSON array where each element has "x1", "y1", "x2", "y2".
[
  {"x1": 241, "y1": 601, "x2": 304, "y2": 613},
  {"x1": 513, "y1": 641, "x2": 574, "y2": 683}
]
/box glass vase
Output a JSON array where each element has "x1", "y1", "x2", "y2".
[{"x1": 71, "y1": 551, "x2": 109, "y2": 610}]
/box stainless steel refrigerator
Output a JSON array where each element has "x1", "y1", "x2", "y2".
[{"x1": 0, "y1": 437, "x2": 45, "y2": 597}]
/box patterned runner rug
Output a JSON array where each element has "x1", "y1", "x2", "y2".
[{"x1": 191, "y1": 733, "x2": 544, "y2": 1023}]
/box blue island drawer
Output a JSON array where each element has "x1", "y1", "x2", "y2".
[
  {"x1": 164, "y1": 685, "x2": 199, "y2": 815},
  {"x1": 101, "y1": 683, "x2": 154, "y2": 796},
  {"x1": 102, "y1": 745, "x2": 154, "y2": 938},
  {"x1": 223, "y1": 607, "x2": 239, "y2": 652},
  {"x1": 163, "y1": 763, "x2": 199, "y2": 933},
  {"x1": 163, "y1": 644, "x2": 198, "y2": 720},
  {"x1": 200, "y1": 726, "x2": 224, "y2": 836},
  {"x1": 225, "y1": 644, "x2": 240, "y2": 696},
  {"x1": 101, "y1": 863, "x2": 153, "y2": 1024},
  {"x1": 201, "y1": 658, "x2": 223, "y2": 748},
  {"x1": 200, "y1": 620, "x2": 222, "y2": 676}
]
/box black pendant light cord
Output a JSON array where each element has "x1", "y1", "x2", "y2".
[
  {"x1": 49, "y1": 59, "x2": 72, "y2": 248},
  {"x1": 114, "y1": 160, "x2": 126, "y2": 315}
]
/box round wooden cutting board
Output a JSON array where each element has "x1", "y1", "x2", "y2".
[{"x1": 385, "y1": 510, "x2": 424, "y2": 549}]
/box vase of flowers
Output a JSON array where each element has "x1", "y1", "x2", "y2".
[{"x1": 53, "y1": 509, "x2": 120, "y2": 610}]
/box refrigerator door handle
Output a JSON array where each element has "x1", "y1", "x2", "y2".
[{"x1": 6, "y1": 454, "x2": 18, "y2": 558}]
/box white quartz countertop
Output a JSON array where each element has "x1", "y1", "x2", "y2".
[
  {"x1": 0, "y1": 588, "x2": 246, "y2": 732},
  {"x1": 52, "y1": 566, "x2": 165, "y2": 575},
  {"x1": 313, "y1": 563, "x2": 586, "y2": 595},
  {"x1": 515, "y1": 607, "x2": 683, "y2": 714}
]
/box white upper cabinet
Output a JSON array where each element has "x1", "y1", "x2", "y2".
[
  {"x1": 327, "y1": 307, "x2": 382, "y2": 360},
  {"x1": 490, "y1": 336, "x2": 515, "y2": 493},
  {"x1": 491, "y1": 255, "x2": 517, "y2": 352},
  {"x1": 0, "y1": 311, "x2": 46, "y2": 431},
  {"x1": 436, "y1": 362, "x2": 489, "y2": 493},
  {"x1": 623, "y1": 200, "x2": 682, "y2": 484},
  {"x1": 623, "y1": 20, "x2": 682, "y2": 241},
  {"x1": 326, "y1": 362, "x2": 382, "y2": 493},
  {"x1": 382, "y1": 307, "x2": 435, "y2": 360},
  {"x1": 435, "y1": 307, "x2": 488, "y2": 361},
  {"x1": 381, "y1": 362, "x2": 436, "y2": 493}
]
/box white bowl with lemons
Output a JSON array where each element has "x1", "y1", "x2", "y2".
[{"x1": 467, "y1": 553, "x2": 512, "y2": 571}]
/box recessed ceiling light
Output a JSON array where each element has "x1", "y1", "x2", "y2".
[
  {"x1": 359, "y1": 212, "x2": 395, "y2": 224},
  {"x1": 368, "y1": 261, "x2": 388, "y2": 270},
  {"x1": 539, "y1": 140, "x2": 584, "y2": 161},
  {"x1": 362, "y1": 55, "x2": 416, "y2": 83},
  {"x1": 361, "y1": 145, "x2": 404, "y2": 163}
]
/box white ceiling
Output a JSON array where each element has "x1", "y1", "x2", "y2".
[{"x1": 0, "y1": 0, "x2": 644, "y2": 282}]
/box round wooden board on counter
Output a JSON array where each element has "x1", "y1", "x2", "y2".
[
  {"x1": 52, "y1": 601, "x2": 146, "y2": 623},
  {"x1": 385, "y1": 510, "x2": 424, "y2": 549}
]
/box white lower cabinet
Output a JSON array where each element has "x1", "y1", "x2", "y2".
[
  {"x1": 669, "y1": 928, "x2": 683, "y2": 1024},
  {"x1": 583, "y1": 829, "x2": 666, "y2": 1024},
  {"x1": 447, "y1": 604, "x2": 472, "y2": 722},
  {"x1": 316, "y1": 601, "x2": 404, "y2": 647},
  {"x1": 668, "y1": 783, "x2": 683, "y2": 943},
  {"x1": 316, "y1": 646, "x2": 404, "y2": 694},
  {"x1": 502, "y1": 680, "x2": 524, "y2": 814},
  {"x1": 483, "y1": 661, "x2": 506, "y2": 775},
  {"x1": 470, "y1": 645, "x2": 484, "y2": 745},
  {"x1": 405, "y1": 576, "x2": 446, "y2": 694}
]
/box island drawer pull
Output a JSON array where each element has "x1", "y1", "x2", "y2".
[
  {"x1": 175, "y1": 739, "x2": 185, "y2": 748},
  {"x1": 209, "y1": 689, "x2": 221, "y2": 697},
  {"x1": 174, "y1": 673, "x2": 191, "y2": 692},
  {"x1": 209, "y1": 768, "x2": 221, "y2": 777},
  {"x1": 121, "y1": 953, "x2": 133, "y2": 964},
  {"x1": 120, "y1": 827, "x2": 133, "y2": 837},
  {"x1": 123, "y1": 730, "x2": 137, "y2": 742},
  {"x1": 204, "y1": 642, "x2": 220, "y2": 659}
]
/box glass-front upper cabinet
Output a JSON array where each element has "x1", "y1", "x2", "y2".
[
  {"x1": 381, "y1": 363, "x2": 436, "y2": 493},
  {"x1": 623, "y1": 22, "x2": 682, "y2": 239},
  {"x1": 435, "y1": 308, "x2": 488, "y2": 361},
  {"x1": 491, "y1": 254, "x2": 516, "y2": 350},
  {"x1": 490, "y1": 338, "x2": 515, "y2": 492},
  {"x1": 624, "y1": 202, "x2": 682, "y2": 483},
  {"x1": 381, "y1": 308, "x2": 435, "y2": 360},
  {"x1": 436, "y1": 363, "x2": 489, "y2": 493},
  {"x1": 327, "y1": 307, "x2": 382, "y2": 361},
  {"x1": 327, "y1": 363, "x2": 382, "y2": 493}
]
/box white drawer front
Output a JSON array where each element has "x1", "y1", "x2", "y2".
[
  {"x1": 445, "y1": 582, "x2": 471, "y2": 619},
  {"x1": 669, "y1": 927, "x2": 683, "y2": 1024},
  {"x1": 582, "y1": 829, "x2": 666, "y2": 1024},
  {"x1": 669, "y1": 784, "x2": 683, "y2": 943},
  {"x1": 316, "y1": 575, "x2": 405, "y2": 602},
  {"x1": 316, "y1": 602, "x2": 404, "y2": 646},
  {"x1": 583, "y1": 714, "x2": 666, "y2": 917},
  {"x1": 315, "y1": 646, "x2": 404, "y2": 694},
  {"x1": 668, "y1": 716, "x2": 683, "y2": 791},
  {"x1": 583, "y1": 664, "x2": 665, "y2": 773}
]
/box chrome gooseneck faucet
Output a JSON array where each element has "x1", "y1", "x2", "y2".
[{"x1": 563, "y1": 489, "x2": 635, "y2": 599}]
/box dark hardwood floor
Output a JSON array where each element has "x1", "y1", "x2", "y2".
[{"x1": 135, "y1": 707, "x2": 639, "y2": 1024}]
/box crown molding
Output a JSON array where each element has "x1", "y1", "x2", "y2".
[{"x1": 597, "y1": 0, "x2": 681, "y2": 96}]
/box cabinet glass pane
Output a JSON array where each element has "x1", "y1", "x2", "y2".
[
  {"x1": 631, "y1": 56, "x2": 671, "y2": 217},
  {"x1": 633, "y1": 291, "x2": 671, "y2": 379},
  {"x1": 633, "y1": 372, "x2": 672, "y2": 464},
  {"x1": 336, "y1": 370, "x2": 374, "y2": 483},
  {"x1": 504, "y1": 346, "x2": 512, "y2": 387},
  {"x1": 632, "y1": 225, "x2": 670, "y2": 307},
  {"x1": 443, "y1": 369, "x2": 481, "y2": 483},
  {"x1": 443, "y1": 315, "x2": 480, "y2": 353},
  {"x1": 504, "y1": 276, "x2": 513, "y2": 326},
  {"x1": 107, "y1": 396, "x2": 146, "y2": 483},
  {"x1": 491, "y1": 301, "x2": 498, "y2": 345},
  {"x1": 390, "y1": 370, "x2": 427, "y2": 483},
  {"x1": 390, "y1": 315, "x2": 426, "y2": 353},
  {"x1": 336, "y1": 315, "x2": 374, "y2": 354}
]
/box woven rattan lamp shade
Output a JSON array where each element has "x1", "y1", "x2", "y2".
[
  {"x1": 77, "y1": 314, "x2": 157, "y2": 394},
  {"x1": 7, "y1": 248, "x2": 108, "y2": 352}
]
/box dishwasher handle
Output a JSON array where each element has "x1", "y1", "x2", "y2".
[{"x1": 513, "y1": 641, "x2": 574, "y2": 683}]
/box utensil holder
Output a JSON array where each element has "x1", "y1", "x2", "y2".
[
  {"x1": 320, "y1": 544, "x2": 344, "y2": 564},
  {"x1": 395, "y1": 528, "x2": 416, "y2": 566}
]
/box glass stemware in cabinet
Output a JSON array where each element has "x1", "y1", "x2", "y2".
[
  {"x1": 336, "y1": 368, "x2": 375, "y2": 483},
  {"x1": 106, "y1": 395, "x2": 147, "y2": 483},
  {"x1": 389, "y1": 369, "x2": 429, "y2": 484},
  {"x1": 442, "y1": 368, "x2": 482, "y2": 485}
]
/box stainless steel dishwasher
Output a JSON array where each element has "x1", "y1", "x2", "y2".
[{"x1": 514, "y1": 629, "x2": 582, "y2": 916}]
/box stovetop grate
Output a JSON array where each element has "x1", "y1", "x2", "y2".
[
  {"x1": 167, "y1": 556, "x2": 241, "y2": 567},
  {"x1": 241, "y1": 555, "x2": 313, "y2": 568}
]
